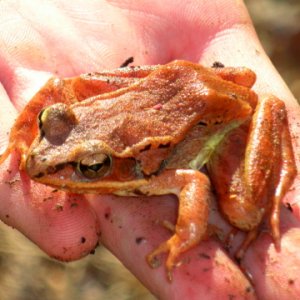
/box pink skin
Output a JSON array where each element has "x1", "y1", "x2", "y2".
[{"x1": 0, "y1": 0, "x2": 299, "y2": 299}]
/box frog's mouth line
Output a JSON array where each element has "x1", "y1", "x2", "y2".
[
  {"x1": 26, "y1": 159, "x2": 148, "y2": 194},
  {"x1": 32, "y1": 162, "x2": 69, "y2": 179},
  {"x1": 33, "y1": 171, "x2": 149, "y2": 195}
]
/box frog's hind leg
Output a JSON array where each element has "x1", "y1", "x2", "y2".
[
  {"x1": 267, "y1": 98, "x2": 297, "y2": 246},
  {"x1": 140, "y1": 169, "x2": 211, "y2": 281},
  {"x1": 243, "y1": 95, "x2": 296, "y2": 248},
  {"x1": 209, "y1": 94, "x2": 297, "y2": 259}
]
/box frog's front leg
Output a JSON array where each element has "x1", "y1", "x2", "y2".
[
  {"x1": 139, "y1": 169, "x2": 211, "y2": 281},
  {"x1": 209, "y1": 95, "x2": 297, "y2": 258},
  {"x1": 0, "y1": 77, "x2": 72, "y2": 167}
]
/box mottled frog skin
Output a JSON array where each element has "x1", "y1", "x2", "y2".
[{"x1": 0, "y1": 60, "x2": 296, "y2": 280}]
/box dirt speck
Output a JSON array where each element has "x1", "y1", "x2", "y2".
[
  {"x1": 199, "y1": 252, "x2": 211, "y2": 259},
  {"x1": 135, "y1": 237, "x2": 145, "y2": 245}
]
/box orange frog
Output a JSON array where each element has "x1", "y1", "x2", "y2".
[{"x1": 0, "y1": 60, "x2": 297, "y2": 280}]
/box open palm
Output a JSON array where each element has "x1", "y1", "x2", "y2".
[{"x1": 0, "y1": 1, "x2": 299, "y2": 299}]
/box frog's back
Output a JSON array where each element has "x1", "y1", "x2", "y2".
[
  {"x1": 70, "y1": 61, "x2": 253, "y2": 155},
  {"x1": 28, "y1": 61, "x2": 254, "y2": 177}
]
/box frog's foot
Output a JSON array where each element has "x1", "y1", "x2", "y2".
[
  {"x1": 161, "y1": 220, "x2": 175, "y2": 232},
  {"x1": 140, "y1": 169, "x2": 211, "y2": 281},
  {"x1": 148, "y1": 218, "x2": 214, "y2": 281},
  {"x1": 0, "y1": 146, "x2": 11, "y2": 165},
  {"x1": 0, "y1": 142, "x2": 27, "y2": 169},
  {"x1": 147, "y1": 222, "x2": 220, "y2": 281},
  {"x1": 147, "y1": 231, "x2": 199, "y2": 282},
  {"x1": 235, "y1": 229, "x2": 258, "y2": 262}
]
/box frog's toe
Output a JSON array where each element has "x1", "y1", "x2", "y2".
[
  {"x1": 147, "y1": 234, "x2": 192, "y2": 281},
  {"x1": 147, "y1": 241, "x2": 169, "y2": 269}
]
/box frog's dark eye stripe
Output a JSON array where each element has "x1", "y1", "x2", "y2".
[
  {"x1": 198, "y1": 121, "x2": 208, "y2": 126},
  {"x1": 140, "y1": 144, "x2": 151, "y2": 152},
  {"x1": 37, "y1": 108, "x2": 46, "y2": 138},
  {"x1": 77, "y1": 153, "x2": 112, "y2": 179}
]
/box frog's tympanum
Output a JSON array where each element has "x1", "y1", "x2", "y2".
[{"x1": 0, "y1": 60, "x2": 297, "y2": 280}]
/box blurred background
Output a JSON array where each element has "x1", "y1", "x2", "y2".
[
  {"x1": 0, "y1": 0, "x2": 299, "y2": 299},
  {"x1": 246, "y1": 0, "x2": 300, "y2": 103}
]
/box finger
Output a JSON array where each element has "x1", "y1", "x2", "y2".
[
  {"x1": 200, "y1": 2, "x2": 300, "y2": 215},
  {"x1": 90, "y1": 195, "x2": 256, "y2": 299},
  {"x1": 0, "y1": 156, "x2": 100, "y2": 260},
  {"x1": 241, "y1": 208, "x2": 300, "y2": 298},
  {"x1": 188, "y1": 2, "x2": 300, "y2": 298},
  {"x1": 198, "y1": 6, "x2": 300, "y2": 297},
  {"x1": 0, "y1": 83, "x2": 16, "y2": 151},
  {"x1": 0, "y1": 94, "x2": 100, "y2": 261}
]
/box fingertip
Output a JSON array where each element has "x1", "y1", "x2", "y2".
[
  {"x1": 243, "y1": 228, "x2": 300, "y2": 299},
  {"x1": 0, "y1": 167, "x2": 100, "y2": 261},
  {"x1": 35, "y1": 194, "x2": 101, "y2": 261}
]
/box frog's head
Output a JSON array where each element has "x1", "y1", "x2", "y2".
[{"x1": 25, "y1": 103, "x2": 147, "y2": 194}]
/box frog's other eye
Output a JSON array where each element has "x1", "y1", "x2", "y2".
[
  {"x1": 77, "y1": 153, "x2": 112, "y2": 179},
  {"x1": 38, "y1": 103, "x2": 77, "y2": 145}
]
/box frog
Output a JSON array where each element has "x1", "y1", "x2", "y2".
[{"x1": 0, "y1": 60, "x2": 297, "y2": 281}]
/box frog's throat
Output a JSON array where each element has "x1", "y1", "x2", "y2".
[{"x1": 189, "y1": 121, "x2": 243, "y2": 170}]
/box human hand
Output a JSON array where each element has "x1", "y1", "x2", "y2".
[{"x1": 0, "y1": 1, "x2": 299, "y2": 299}]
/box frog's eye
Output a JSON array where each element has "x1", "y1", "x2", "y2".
[
  {"x1": 77, "y1": 153, "x2": 112, "y2": 179},
  {"x1": 38, "y1": 104, "x2": 77, "y2": 145}
]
